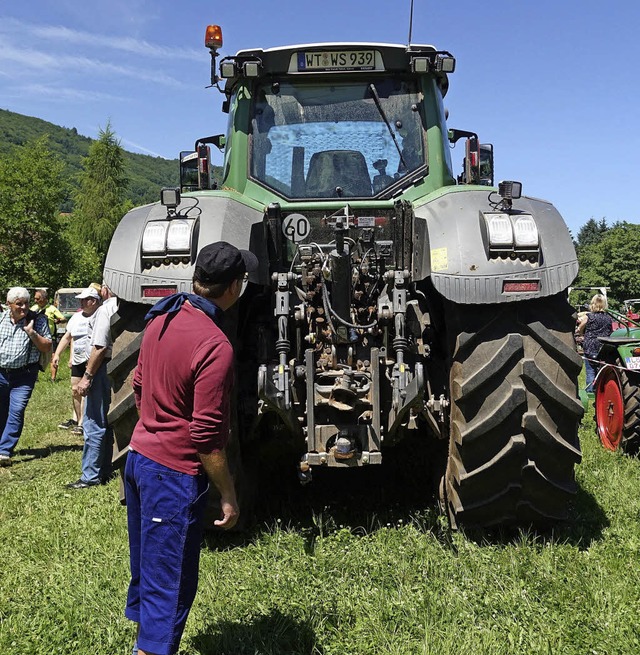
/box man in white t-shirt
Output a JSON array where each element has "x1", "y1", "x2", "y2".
[
  {"x1": 52, "y1": 287, "x2": 101, "y2": 435},
  {"x1": 66, "y1": 286, "x2": 117, "y2": 488},
  {"x1": 100, "y1": 282, "x2": 118, "y2": 318}
]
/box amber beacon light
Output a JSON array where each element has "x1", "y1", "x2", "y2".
[{"x1": 205, "y1": 25, "x2": 223, "y2": 50}]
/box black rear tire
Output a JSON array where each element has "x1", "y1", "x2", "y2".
[
  {"x1": 107, "y1": 301, "x2": 148, "y2": 501},
  {"x1": 443, "y1": 293, "x2": 583, "y2": 528}
]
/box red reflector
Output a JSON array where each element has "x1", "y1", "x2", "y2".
[
  {"x1": 142, "y1": 287, "x2": 177, "y2": 298},
  {"x1": 632, "y1": 348, "x2": 640, "y2": 357},
  {"x1": 503, "y1": 281, "x2": 540, "y2": 293}
]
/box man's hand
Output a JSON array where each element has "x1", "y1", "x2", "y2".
[
  {"x1": 78, "y1": 346, "x2": 107, "y2": 397},
  {"x1": 23, "y1": 319, "x2": 35, "y2": 337},
  {"x1": 198, "y1": 448, "x2": 240, "y2": 530},
  {"x1": 214, "y1": 496, "x2": 240, "y2": 530},
  {"x1": 76, "y1": 376, "x2": 91, "y2": 397}
]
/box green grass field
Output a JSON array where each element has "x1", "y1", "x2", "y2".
[{"x1": 1, "y1": 357, "x2": 639, "y2": 654}]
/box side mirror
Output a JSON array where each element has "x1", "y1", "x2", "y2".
[
  {"x1": 179, "y1": 145, "x2": 213, "y2": 191},
  {"x1": 464, "y1": 136, "x2": 480, "y2": 185},
  {"x1": 180, "y1": 151, "x2": 199, "y2": 192},
  {"x1": 449, "y1": 128, "x2": 489, "y2": 186},
  {"x1": 479, "y1": 143, "x2": 494, "y2": 186},
  {"x1": 197, "y1": 144, "x2": 212, "y2": 190}
]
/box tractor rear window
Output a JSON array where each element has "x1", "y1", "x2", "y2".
[{"x1": 249, "y1": 78, "x2": 426, "y2": 199}]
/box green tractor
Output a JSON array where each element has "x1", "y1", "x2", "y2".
[
  {"x1": 103, "y1": 25, "x2": 583, "y2": 528},
  {"x1": 594, "y1": 314, "x2": 640, "y2": 454}
]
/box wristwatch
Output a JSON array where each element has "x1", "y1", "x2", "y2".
[{"x1": 83, "y1": 371, "x2": 94, "y2": 381}]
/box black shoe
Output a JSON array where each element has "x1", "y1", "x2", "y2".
[
  {"x1": 58, "y1": 419, "x2": 78, "y2": 430},
  {"x1": 65, "y1": 479, "x2": 99, "y2": 489}
]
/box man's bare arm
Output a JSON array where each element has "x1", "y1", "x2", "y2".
[
  {"x1": 24, "y1": 319, "x2": 52, "y2": 353},
  {"x1": 52, "y1": 331, "x2": 72, "y2": 368},
  {"x1": 198, "y1": 448, "x2": 239, "y2": 529},
  {"x1": 76, "y1": 345, "x2": 108, "y2": 397}
]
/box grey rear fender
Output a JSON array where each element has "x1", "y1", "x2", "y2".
[
  {"x1": 103, "y1": 195, "x2": 269, "y2": 303},
  {"x1": 412, "y1": 188, "x2": 578, "y2": 304}
]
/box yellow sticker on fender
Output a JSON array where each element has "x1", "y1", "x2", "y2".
[{"x1": 431, "y1": 247, "x2": 448, "y2": 271}]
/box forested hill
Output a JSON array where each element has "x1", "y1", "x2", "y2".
[{"x1": 0, "y1": 108, "x2": 181, "y2": 211}]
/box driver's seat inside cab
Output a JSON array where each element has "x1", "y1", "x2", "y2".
[{"x1": 305, "y1": 150, "x2": 372, "y2": 198}]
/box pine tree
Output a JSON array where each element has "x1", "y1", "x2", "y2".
[
  {"x1": 575, "y1": 217, "x2": 608, "y2": 251},
  {"x1": 72, "y1": 122, "x2": 131, "y2": 255}
]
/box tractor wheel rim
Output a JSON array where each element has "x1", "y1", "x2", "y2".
[{"x1": 595, "y1": 367, "x2": 624, "y2": 451}]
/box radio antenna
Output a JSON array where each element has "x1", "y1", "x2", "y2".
[{"x1": 407, "y1": 0, "x2": 415, "y2": 46}]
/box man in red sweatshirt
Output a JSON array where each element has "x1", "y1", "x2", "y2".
[{"x1": 124, "y1": 241, "x2": 258, "y2": 655}]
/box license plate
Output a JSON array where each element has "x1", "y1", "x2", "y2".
[
  {"x1": 626, "y1": 356, "x2": 640, "y2": 370},
  {"x1": 297, "y1": 50, "x2": 376, "y2": 72}
]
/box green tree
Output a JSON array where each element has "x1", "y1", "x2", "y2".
[
  {"x1": 57, "y1": 214, "x2": 103, "y2": 286},
  {"x1": 72, "y1": 122, "x2": 131, "y2": 255},
  {"x1": 0, "y1": 137, "x2": 72, "y2": 292},
  {"x1": 576, "y1": 222, "x2": 640, "y2": 307},
  {"x1": 574, "y1": 217, "x2": 608, "y2": 251}
]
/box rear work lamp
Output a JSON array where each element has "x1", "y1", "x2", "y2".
[
  {"x1": 243, "y1": 61, "x2": 261, "y2": 77},
  {"x1": 512, "y1": 215, "x2": 539, "y2": 248},
  {"x1": 485, "y1": 213, "x2": 513, "y2": 247},
  {"x1": 166, "y1": 219, "x2": 196, "y2": 253},
  {"x1": 160, "y1": 187, "x2": 180, "y2": 211},
  {"x1": 411, "y1": 57, "x2": 429, "y2": 73},
  {"x1": 220, "y1": 61, "x2": 237, "y2": 78},
  {"x1": 142, "y1": 222, "x2": 168, "y2": 255},
  {"x1": 498, "y1": 180, "x2": 522, "y2": 201},
  {"x1": 435, "y1": 56, "x2": 455, "y2": 73}
]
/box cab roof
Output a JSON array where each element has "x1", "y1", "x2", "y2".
[
  {"x1": 227, "y1": 42, "x2": 451, "y2": 95},
  {"x1": 236, "y1": 42, "x2": 439, "y2": 56}
]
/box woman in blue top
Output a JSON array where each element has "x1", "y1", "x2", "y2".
[{"x1": 577, "y1": 293, "x2": 614, "y2": 392}]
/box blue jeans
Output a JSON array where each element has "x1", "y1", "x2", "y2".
[
  {"x1": 81, "y1": 363, "x2": 113, "y2": 484},
  {"x1": 125, "y1": 451, "x2": 209, "y2": 655},
  {"x1": 0, "y1": 364, "x2": 39, "y2": 458},
  {"x1": 584, "y1": 358, "x2": 599, "y2": 393}
]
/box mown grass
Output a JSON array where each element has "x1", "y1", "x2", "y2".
[{"x1": 1, "y1": 356, "x2": 639, "y2": 654}]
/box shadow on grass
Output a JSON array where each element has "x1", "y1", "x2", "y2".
[
  {"x1": 556, "y1": 482, "x2": 610, "y2": 547},
  {"x1": 204, "y1": 433, "x2": 609, "y2": 552},
  {"x1": 16, "y1": 443, "x2": 83, "y2": 462},
  {"x1": 204, "y1": 436, "x2": 448, "y2": 551},
  {"x1": 440, "y1": 482, "x2": 609, "y2": 551},
  {"x1": 192, "y1": 608, "x2": 322, "y2": 655}
]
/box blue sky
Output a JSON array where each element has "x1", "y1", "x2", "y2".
[{"x1": 1, "y1": 0, "x2": 638, "y2": 236}]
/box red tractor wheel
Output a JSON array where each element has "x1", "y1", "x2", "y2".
[{"x1": 595, "y1": 366, "x2": 624, "y2": 451}]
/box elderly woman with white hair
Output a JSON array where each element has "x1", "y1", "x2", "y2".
[{"x1": 0, "y1": 287, "x2": 52, "y2": 466}]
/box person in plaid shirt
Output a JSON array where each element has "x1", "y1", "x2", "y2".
[{"x1": 0, "y1": 287, "x2": 51, "y2": 466}]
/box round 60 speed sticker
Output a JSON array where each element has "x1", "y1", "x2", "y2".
[{"x1": 282, "y1": 213, "x2": 310, "y2": 243}]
